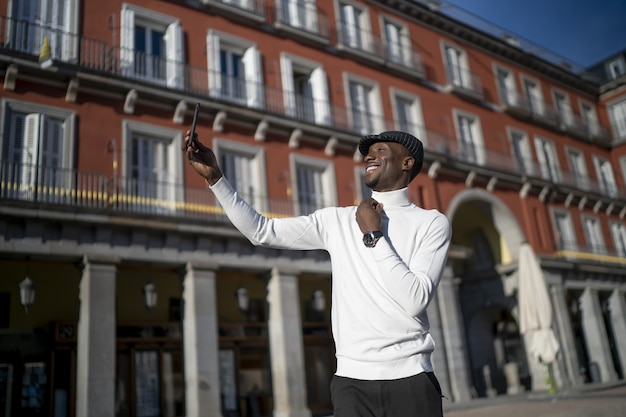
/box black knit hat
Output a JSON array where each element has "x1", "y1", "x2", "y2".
[{"x1": 358, "y1": 131, "x2": 424, "y2": 181}]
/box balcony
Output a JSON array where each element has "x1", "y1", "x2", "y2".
[
  {"x1": 335, "y1": 21, "x2": 386, "y2": 64},
  {"x1": 199, "y1": 0, "x2": 267, "y2": 23},
  {"x1": 444, "y1": 63, "x2": 484, "y2": 101},
  {"x1": 272, "y1": 0, "x2": 331, "y2": 44}
]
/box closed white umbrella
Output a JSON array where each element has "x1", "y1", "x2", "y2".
[{"x1": 518, "y1": 242, "x2": 560, "y2": 363}]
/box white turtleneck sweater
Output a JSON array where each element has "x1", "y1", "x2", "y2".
[{"x1": 210, "y1": 177, "x2": 452, "y2": 380}]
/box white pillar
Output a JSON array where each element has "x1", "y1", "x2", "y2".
[
  {"x1": 580, "y1": 287, "x2": 617, "y2": 382},
  {"x1": 267, "y1": 267, "x2": 311, "y2": 417},
  {"x1": 183, "y1": 263, "x2": 222, "y2": 417},
  {"x1": 76, "y1": 256, "x2": 117, "y2": 417},
  {"x1": 609, "y1": 289, "x2": 626, "y2": 377},
  {"x1": 550, "y1": 283, "x2": 584, "y2": 387},
  {"x1": 435, "y1": 264, "x2": 473, "y2": 402}
]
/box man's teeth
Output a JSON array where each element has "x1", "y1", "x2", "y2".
[{"x1": 366, "y1": 166, "x2": 377, "y2": 172}]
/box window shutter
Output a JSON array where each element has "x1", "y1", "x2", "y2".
[
  {"x1": 243, "y1": 46, "x2": 263, "y2": 108},
  {"x1": 207, "y1": 32, "x2": 221, "y2": 97},
  {"x1": 120, "y1": 7, "x2": 135, "y2": 76},
  {"x1": 165, "y1": 21, "x2": 184, "y2": 89},
  {"x1": 304, "y1": 0, "x2": 318, "y2": 32},
  {"x1": 280, "y1": 55, "x2": 296, "y2": 116},
  {"x1": 21, "y1": 114, "x2": 41, "y2": 192},
  {"x1": 341, "y1": 5, "x2": 357, "y2": 47},
  {"x1": 310, "y1": 67, "x2": 331, "y2": 125}
]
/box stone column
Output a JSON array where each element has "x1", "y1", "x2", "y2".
[
  {"x1": 76, "y1": 255, "x2": 118, "y2": 417},
  {"x1": 579, "y1": 287, "x2": 617, "y2": 383},
  {"x1": 428, "y1": 286, "x2": 451, "y2": 400},
  {"x1": 550, "y1": 283, "x2": 584, "y2": 387},
  {"x1": 436, "y1": 264, "x2": 472, "y2": 402},
  {"x1": 609, "y1": 289, "x2": 626, "y2": 377},
  {"x1": 267, "y1": 267, "x2": 311, "y2": 417},
  {"x1": 183, "y1": 263, "x2": 222, "y2": 417}
]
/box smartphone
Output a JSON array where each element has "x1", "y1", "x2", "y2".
[{"x1": 188, "y1": 103, "x2": 200, "y2": 149}]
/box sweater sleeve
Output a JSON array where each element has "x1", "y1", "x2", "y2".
[
  {"x1": 373, "y1": 213, "x2": 451, "y2": 317},
  {"x1": 209, "y1": 177, "x2": 326, "y2": 250}
]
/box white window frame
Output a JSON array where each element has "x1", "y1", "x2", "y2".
[
  {"x1": 581, "y1": 215, "x2": 606, "y2": 254},
  {"x1": 552, "y1": 88, "x2": 573, "y2": 127},
  {"x1": 453, "y1": 110, "x2": 485, "y2": 165},
  {"x1": 278, "y1": 0, "x2": 318, "y2": 32},
  {"x1": 592, "y1": 155, "x2": 618, "y2": 198},
  {"x1": 280, "y1": 53, "x2": 331, "y2": 125},
  {"x1": 120, "y1": 4, "x2": 184, "y2": 88},
  {"x1": 609, "y1": 221, "x2": 626, "y2": 257},
  {"x1": 381, "y1": 15, "x2": 411, "y2": 66},
  {"x1": 443, "y1": 43, "x2": 471, "y2": 88},
  {"x1": 121, "y1": 121, "x2": 183, "y2": 213},
  {"x1": 620, "y1": 156, "x2": 626, "y2": 187},
  {"x1": 353, "y1": 166, "x2": 371, "y2": 203},
  {"x1": 344, "y1": 73, "x2": 383, "y2": 135},
  {"x1": 1, "y1": 99, "x2": 76, "y2": 200},
  {"x1": 608, "y1": 99, "x2": 626, "y2": 140},
  {"x1": 565, "y1": 146, "x2": 590, "y2": 190},
  {"x1": 290, "y1": 154, "x2": 337, "y2": 215},
  {"x1": 507, "y1": 127, "x2": 533, "y2": 176},
  {"x1": 579, "y1": 100, "x2": 600, "y2": 137},
  {"x1": 534, "y1": 136, "x2": 560, "y2": 182},
  {"x1": 214, "y1": 138, "x2": 267, "y2": 212},
  {"x1": 521, "y1": 75, "x2": 544, "y2": 116},
  {"x1": 390, "y1": 88, "x2": 426, "y2": 146},
  {"x1": 337, "y1": 0, "x2": 372, "y2": 52},
  {"x1": 552, "y1": 209, "x2": 577, "y2": 251},
  {"x1": 607, "y1": 57, "x2": 625, "y2": 80},
  {"x1": 494, "y1": 65, "x2": 518, "y2": 106},
  {"x1": 8, "y1": 0, "x2": 79, "y2": 62},
  {"x1": 207, "y1": 30, "x2": 264, "y2": 109}
]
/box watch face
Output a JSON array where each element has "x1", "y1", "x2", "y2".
[{"x1": 363, "y1": 231, "x2": 382, "y2": 247}]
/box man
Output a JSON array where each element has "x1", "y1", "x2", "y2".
[{"x1": 184, "y1": 130, "x2": 451, "y2": 417}]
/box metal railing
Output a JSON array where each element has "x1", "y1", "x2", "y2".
[
  {"x1": 274, "y1": 0, "x2": 330, "y2": 40},
  {"x1": 445, "y1": 63, "x2": 483, "y2": 98}
]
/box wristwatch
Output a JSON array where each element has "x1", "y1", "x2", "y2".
[{"x1": 363, "y1": 231, "x2": 384, "y2": 248}]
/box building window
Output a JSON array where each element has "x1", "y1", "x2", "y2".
[
  {"x1": 553, "y1": 90, "x2": 573, "y2": 127},
  {"x1": 8, "y1": 0, "x2": 79, "y2": 62},
  {"x1": 522, "y1": 77, "x2": 544, "y2": 116},
  {"x1": 620, "y1": 156, "x2": 626, "y2": 187},
  {"x1": 207, "y1": 31, "x2": 264, "y2": 109},
  {"x1": 354, "y1": 167, "x2": 371, "y2": 203},
  {"x1": 495, "y1": 66, "x2": 517, "y2": 106},
  {"x1": 610, "y1": 222, "x2": 626, "y2": 257},
  {"x1": 553, "y1": 210, "x2": 576, "y2": 251},
  {"x1": 120, "y1": 4, "x2": 184, "y2": 88},
  {"x1": 508, "y1": 128, "x2": 533, "y2": 176},
  {"x1": 582, "y1": 216, "x2": 605, "y2": 254},
  {"x1": 278, "y1": 0, "x2": 318, "y2": 32},
  {"x1": 382, "y1": 17, "x2": 411, "y2": 66},
  {"x1": 391, "y1": 89, "x2": 426, "y2": 144},
  {"x1": 534, "y1": 136, "x2": 560, "y2": 182},
  {"x1": 580, "y1": 101, "x2": 600, "y2": 137},
  {"x1": 608, "y1": 99, "x2": 626, "y2": 140},
  {"x1": 607, "y1": 58, "x2": 625, "y2": 80},
  {"x1": 592, "y1": 156, "x2": 618, "y2": 198},
  {"x1": 345, "y1": 75, "x2": 383, "y2": 135},
  {"x1": 1, "y1": 100, "x2": 75, "y2": 202},
  {"x1": 566, "y1": 148, "x2": 590, "y2": 190},
  {"x1": 338, "y1": 1, "x2": 371, "y2": 53},
  {"x1": 444, "y1": 44, "x2": 471, "y2": 89},
  {"x1": 291, "y1": 155, "x2": 336, "y2": 215},
  {"x1": 280, "y1": 55, "x2": 331, "y2": 125},
  {"x1": 214, "y1": 139, "x2": 267, "y2": 212},
  {"x1": 454, "y1": 112, "x2": 484, "y2": 165},
  {"x1": 122, "y1": 122, "x2": 183, "y2": 214}
]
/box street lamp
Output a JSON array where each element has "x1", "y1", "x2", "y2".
[
  {"x1": 235, "y1": 286, "x2": 249, "y2": 312},
  {"x1": 143, "y1": 282, "x2": 158, "y2": 310},
  {"x1": 19, "y1": 276, "x2": 36, "y2": 313}
]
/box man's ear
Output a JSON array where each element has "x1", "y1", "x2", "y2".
[{"x1": 402, "y1": 156, "x2": 415, "y2": 174}]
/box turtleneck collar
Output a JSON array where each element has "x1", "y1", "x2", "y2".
[{"x1": 370, "y1": 187, "x2": 411, "y2": 207}]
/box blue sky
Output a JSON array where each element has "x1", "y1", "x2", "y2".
[{"x1": 443, "y1": 0, "x2": 626, "y2": 67}]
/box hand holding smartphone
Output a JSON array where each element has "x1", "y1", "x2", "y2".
[{"x1": 187, "y1": 103, "x2": 200, "y2": 149}]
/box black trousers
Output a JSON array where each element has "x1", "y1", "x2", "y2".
[{"x1": 330, "y1": 372, "x2": 443, "y2": 417}]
